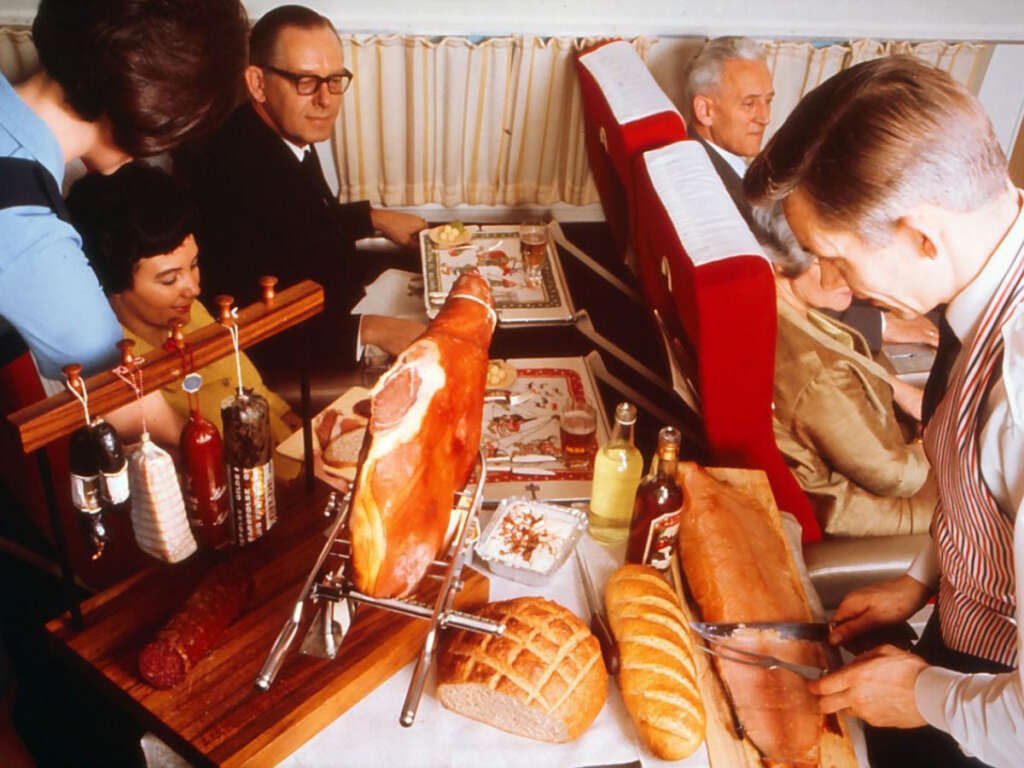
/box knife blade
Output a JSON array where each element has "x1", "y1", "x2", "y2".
[
  {"x1": 486, "y1": 464, "x2": 556, "y2": 476},
  {"x1": 490, "y1": 453, "x2": 557, "y2": 464},
  {"x1": 573, "y1": 550, "x2": 620, "y2": 676},
  {"x1": 691, "y1": 621, "x2": 832, "y2": 642}
]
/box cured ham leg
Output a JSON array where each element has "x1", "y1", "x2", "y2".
[
  {"x1": 676, "y1": 462, "x2": 822, "y2": 767},
  {"x1": 349, "y1": 272, "x2": 495, "y2": 598}
]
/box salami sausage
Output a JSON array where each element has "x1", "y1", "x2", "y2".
[{"x1": 138, "y1": 560, "x2": 253, "y2": 689}]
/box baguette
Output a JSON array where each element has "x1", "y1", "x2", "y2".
[{"x1": 605, "y1": 564, "x2": 705, "y2": 760}]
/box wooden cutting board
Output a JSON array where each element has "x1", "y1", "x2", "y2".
[
  {"x1": 670, "y1": 467, "x2": 859, "y2": 768},
  {"x1": 46, "y1": 485, "x2": 490, "y2": 768}
]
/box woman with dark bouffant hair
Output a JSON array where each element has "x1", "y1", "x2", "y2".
[
  {"x1": 66, "y1": 163, "x2": 302, "y2": 481},
  {"x1": 0, "y1": 0, "x2": 248, "y2": 387}
]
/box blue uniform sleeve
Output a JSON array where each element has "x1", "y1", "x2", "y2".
[{"x1": 0, "y1": 206, "x2": 121, "y2": 379}]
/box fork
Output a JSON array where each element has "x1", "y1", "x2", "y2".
[{"x1": 693, "y1": 639, "x2": 825, "y2": 680}]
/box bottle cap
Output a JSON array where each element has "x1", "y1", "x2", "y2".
[
  {"x1": 658, "y1": 426, "x2": 681, "y2": 446},
  {"x1": 182, "y1": 373, "x2": 203, "y2": 394},
  {"x1": 614, "y1": 402, "x2": 637, "y2": 426}
]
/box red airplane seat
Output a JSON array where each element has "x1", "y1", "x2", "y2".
[
  {"x1": 576, "y1": 39, "x2": 687, "y2": 263},
  {"x1": 632, "y1": 140, "x2": 821, "y2": 541}
]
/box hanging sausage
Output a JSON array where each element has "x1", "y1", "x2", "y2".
[
  {"x1": 128, "y1": 433, "x2": 198, "y2": 563},
  {"x1": 179, "y1": 373, "x2": 231, "y2": 550},
  {"x1": 92, "y1": 418, "x2": 130, "y2": 516},
  {"x1": 221, "y1": 389, "x2": 276, "y2": 545}
]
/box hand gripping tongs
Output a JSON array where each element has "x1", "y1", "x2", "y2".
[{"x1": 256, "y1": 450, "x2": 505, "y2": 727}]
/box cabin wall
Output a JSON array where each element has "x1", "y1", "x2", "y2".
[{"x1": 1, "y1": 1, "x2": 1022, "y2": 197}]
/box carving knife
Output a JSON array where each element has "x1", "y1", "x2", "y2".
[
  {"x1": 691, "y1": 621, "x2": 832, "y2": 642},
  {"x1": 574, "y1": 550, "x2": 620, "y2": 676}
]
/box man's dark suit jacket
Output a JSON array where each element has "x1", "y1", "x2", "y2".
[
  {"x1": 176, "y1": 102, "x2": 378, "y2": 368},
  {"x1": 694, "y1": 133, "x2": 884, "y2": 351}
]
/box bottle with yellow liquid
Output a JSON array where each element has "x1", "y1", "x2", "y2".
[{"x1": 588, "y1": 402, "x2": 643, "y2": 543}]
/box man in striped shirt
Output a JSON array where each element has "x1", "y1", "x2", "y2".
[{"x1": 746, "y1": 57, "x2": 1023, "y2": 767}]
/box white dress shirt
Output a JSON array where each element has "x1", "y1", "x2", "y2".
[
  {"x1": 907, "y1": 190, "x2": 1024, "y2": 768},
  {"x1": 703, "y1": 138, "x2": 748, "y2": 180}
]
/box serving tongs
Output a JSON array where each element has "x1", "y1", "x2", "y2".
[
  {"x1": 256, "y1": 450, "x2": 505, "y2": 727},
  {"x1": 690, "y1": 622, "x2": 827, "y2": 680}
]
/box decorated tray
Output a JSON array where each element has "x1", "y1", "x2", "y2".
[
  {"x1": 419, "y1": 224, "x2": 575, "y2": 325},
  {"x1": 481, "y1": 356, "x2": 610, "y2": 503}
]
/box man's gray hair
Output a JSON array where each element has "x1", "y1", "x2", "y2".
[
  {"x1": 685, "y1": 36, "x2": 765, "y2": 121},
  {"x1": 750, "y1": 200, "x2": 813, "y2": 277}
]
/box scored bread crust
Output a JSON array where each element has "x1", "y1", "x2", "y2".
[
  {"x1": 437, "y1": 597, "x2": 608, "y2": 742},
  {"x1": 605, "y1": 565, "x2": 705, "y2": 760}
]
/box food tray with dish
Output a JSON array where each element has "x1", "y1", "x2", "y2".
[
  {"x1": 275, "y1": 386, "x2": 370, "y2": 483},
  {"x1": 475, "y1": 497, "x2": 587, "y2": 586},
  {"x1": 419, "y1": 223, "x2": 575, "y2": 325},
  {"x1": 481, "y1": 356, "x2": 611, "y2": 503}
]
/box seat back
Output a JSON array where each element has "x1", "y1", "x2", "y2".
[
  {"x1": 575, "y1": 39, "x2": 687, "y2": 264},
  {"x1": 633, "y1": 140, "x2": 820, "y2": 541}
]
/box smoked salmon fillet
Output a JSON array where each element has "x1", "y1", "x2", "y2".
[{"x1": 676, "y1": 462, "x2": 823, "y2": 767}]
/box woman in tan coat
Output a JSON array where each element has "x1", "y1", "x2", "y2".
[{"x1": 756, "y1": 203, "x2": 936, "y2": 536}]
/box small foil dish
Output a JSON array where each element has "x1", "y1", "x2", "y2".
[{"x1": 475, "y1": 497, "x2": 587, "y2": 586}]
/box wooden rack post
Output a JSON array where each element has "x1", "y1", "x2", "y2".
[{"x1": 7, "y1": 278, "x2": 324, "y2": 626}]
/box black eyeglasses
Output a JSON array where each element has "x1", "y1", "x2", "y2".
[{"x1": 264, "y1": 66, "x2": 353, "y2": 96}]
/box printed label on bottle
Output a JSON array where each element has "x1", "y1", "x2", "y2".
[
  {"x1": 101, "y1": 466, "x2": 130, "y2": 505},
  {"x1": 70, "y1": 473, "x2": 102, "y2": 512},
  {"x1": 228, "y1": 461, "x2": 277, "y2": 545},
  {"x1": 642, "y1": 507, "x2": 681, "y2": 570}
]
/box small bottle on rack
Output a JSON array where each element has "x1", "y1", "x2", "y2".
[
  {"x1": 587, "y1": 402, "x2": 643, "y2": 544},
  {"x1": 69, "y1": 424, "x2": 110, "y2": 559},
  {"x1": 92, "y1": 418, "x2": 130, "y2": 516},
  {"x1": 626, "y1": 426, "x2": 683, "y2": 569},
  {"x1": 180, "y1": 375, "x2": 231, "y2": 550}
]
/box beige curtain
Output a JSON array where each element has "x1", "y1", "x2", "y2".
[
  {"x1": 762, "y1": 40, "x2": 992, "y2": 144},
  {"x1": 0, "y1": 27, "x2": 39, "y2": 83},
  {"x1": 333, "y1": 35, "x2": 657, "y2": 208}
]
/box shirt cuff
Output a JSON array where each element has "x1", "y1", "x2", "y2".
[
  {"x1": 915, "y1": 665, "x2": 963, "y2": 731},
  {"x1": 907, "y1": 537, "x2": 941, "y2": 588}
]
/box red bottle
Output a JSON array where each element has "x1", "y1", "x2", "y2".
[{"x1": 179, "y1": 376, "x2": 231, "y2": 550}]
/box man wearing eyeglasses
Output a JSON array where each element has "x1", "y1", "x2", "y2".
[{"x1": 178, "y1": 4, "x2": 427, "y2": 371}]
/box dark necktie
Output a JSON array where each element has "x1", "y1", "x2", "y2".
[
  {"x1": 921, "y1": 313, "x2": 962, "y2": 425},
  {"x1": 301, "y1": 149, "x2": 332, "y2": 205}
]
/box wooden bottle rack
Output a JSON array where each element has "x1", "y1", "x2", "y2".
[{"x1": 6, "y1": 277, "x2": 324, "y2": 628}]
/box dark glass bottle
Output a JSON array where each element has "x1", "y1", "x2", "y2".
[
  {"x1": 626, "y1": 426, "x2": 683, "y2": 570},
  {"x1": 180, "y1": 397, "x2": 231, "y2": 551},
  {"x1": 92, "y1": 418, "x2": 130, "y2": 515},
  {"x1": 69, "y1": 424, "x2": 109, "y2": 559}
]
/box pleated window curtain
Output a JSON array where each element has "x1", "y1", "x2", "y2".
[{"x1": 0, "y1": 28, "x2": 991, "y2": 209}]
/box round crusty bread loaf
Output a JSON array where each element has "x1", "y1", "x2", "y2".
[
  {"x1": 437, "y1": 596, "x2": 608, "y2": 742},
  {"x1": 604, "y1": 564, "x2": 705, "y2": 760}
]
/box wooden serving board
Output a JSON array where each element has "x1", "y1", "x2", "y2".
[
  {"x1": 46, "y1": 484, "x2": 490, "y2": 768},
  {"x1": 671, "y1": 467, "x2": 859, "y2": 768}
]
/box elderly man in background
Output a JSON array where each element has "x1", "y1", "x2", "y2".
[
  {"x1": 684, "y1": 36, "x2": 937, "y2": 351},
  {"x1": 746, "y1": 56, "x2": 1023, "y2": 768},
  {"x1": 178, "y1": 4, "x2": 426, "y2": 372}
]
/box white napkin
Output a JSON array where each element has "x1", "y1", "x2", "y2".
[
  {"x1": 277, "y1": 533, "x2": 711, "y2": 768},
  {"x1": 350, "y1": 268, "x2": 428, "y2": 320}
]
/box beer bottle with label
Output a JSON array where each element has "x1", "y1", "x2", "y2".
[
  {"x1": 222, "y1": 388, "x2": 276, "y2": 545},
  {"x1": 626, "y1": 426, "x2": 683, "y2": 569},
  {"x1": 180, "y1": 374, "x2": 231, "y2": 550},
  {"x1": 69, "y1": 424, "x2": 110, "y2": 559},
  {"x1": 588, "y1": 402, "x2": 643, "y2": 544}
]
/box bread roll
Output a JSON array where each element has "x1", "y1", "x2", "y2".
[
  {"x1": 604, "y1": 564, "x2": 705, "y2": 760},
  {"x1": 437, "y1": 597, "x2": 608, "y2": 742}
]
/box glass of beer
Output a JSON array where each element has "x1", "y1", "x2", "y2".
[
  {"x1": 560, "y1": 396, "x2": 597, "y2": 470},
  {"x1": 520, "y1": 220, "x2": 548, "y2": 284}
]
